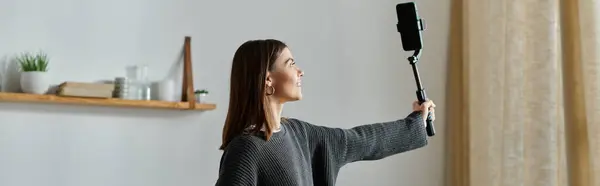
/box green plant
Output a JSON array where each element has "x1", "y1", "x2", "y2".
[
  {"x1": 194, "y1": 89, "x2": 208, "y2": 94},
  {"x1": 16, "y1": 51, "x2": 49, "y2": 72}
]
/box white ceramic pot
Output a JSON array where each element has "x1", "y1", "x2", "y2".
[
  {"x1": 195, "y1": 93, "x2": 207, "y2": 103},
  {"x1": 20, "y1": 71, "x2": 50, "y2": 94},
  {"x1": 158, "y1": 79, "x2": 176, "y2": 102}
]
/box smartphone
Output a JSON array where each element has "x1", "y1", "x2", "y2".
[{"x1": 396, "y1": 2, "x2": 424, "y2": 51}]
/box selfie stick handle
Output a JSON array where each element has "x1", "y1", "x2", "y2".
[{"x1": 408, "y1": 50, "x2": 435, "y2": 136}]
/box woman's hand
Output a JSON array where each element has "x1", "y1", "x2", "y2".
[{"x1": 412, "y1": 100, "x2": 436, "y2": 126}]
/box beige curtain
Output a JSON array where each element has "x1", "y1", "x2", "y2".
[{"x1": 446, "y1": 0, "x2": 600, "y2": 185}]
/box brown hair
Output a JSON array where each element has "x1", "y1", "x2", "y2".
[{"x1": 219, "y1": 39, "x2": 288, "y2": 150}]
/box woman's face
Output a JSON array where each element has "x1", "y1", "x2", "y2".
[{"x1": 266, "y1": 47, "x2": 304, "y2": 103}]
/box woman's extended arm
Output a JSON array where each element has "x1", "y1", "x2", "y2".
[
  {"x1": 297, "y1": 106, "x2": 430, "y2": 167},
  {"x1": 341, "y1": 111, "x2": 427, "y2": 163}
]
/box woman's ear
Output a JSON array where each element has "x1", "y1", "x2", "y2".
[{"x1": 265, "y1": 72, "x2": 273, "y2": 87}]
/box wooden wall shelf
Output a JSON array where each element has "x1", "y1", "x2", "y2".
[
  {"x1": 0, "y1": 92, "x2": 216, "y2": 110},
  {"x1": 0, "y1": 36, "x2": 217, "y2": 111}
]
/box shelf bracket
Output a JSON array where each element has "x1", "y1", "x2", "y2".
[{"x1": 181, "y1": 36, "x2": 196, "y2": 109}]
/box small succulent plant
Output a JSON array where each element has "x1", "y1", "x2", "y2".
[
  {"x1": 194, "y1": 89, "x2": 208, "y2": 94},
  {"x1": 16, "y1": 51, "x2": 50, "y2": 72}
]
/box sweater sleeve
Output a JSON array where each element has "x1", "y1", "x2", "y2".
[
  {"x1": 215, "y1": 137, "x2": 260, "y2": 186},
  {"x1": 301, "y1": 111, "x2": 428, "y2": 166},
  {"x1": 341, "y1": 111, "x2": 428, "y2": 163}
]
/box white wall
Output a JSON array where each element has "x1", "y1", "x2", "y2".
[{"x1": 0, "y1": 0, "x2": 450, "y2": 185}]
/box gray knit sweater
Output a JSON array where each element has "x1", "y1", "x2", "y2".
[{"x1": 215, "y1": 111, "x2": 428, "y2": 186}]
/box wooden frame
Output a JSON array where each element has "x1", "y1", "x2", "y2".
[{"x1": 181, "y1": 36, "x2": 196, "y2": 109}]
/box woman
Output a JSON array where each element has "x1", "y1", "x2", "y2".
[{"x1": 215, "y1": 39, "x2": 435, "y2": 186}]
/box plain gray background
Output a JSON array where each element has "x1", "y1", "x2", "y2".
[{"x1": 0, "y1": 0, "x2": 450, "y2": 185}]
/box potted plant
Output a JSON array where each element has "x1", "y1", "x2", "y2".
[
  {"x1": 16, "y1": 51, "x2": 50, "y2": 94},
  {"x1": 194, "y1": 89, "x2": 208, "y2": 103}
]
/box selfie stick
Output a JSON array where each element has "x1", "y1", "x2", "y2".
[
  {"x1": 408, "y1": 50, "x2": 435, "y2": 136},
  {"x1": 396, "y1": 2, "x2": 435, "y2": 136}
]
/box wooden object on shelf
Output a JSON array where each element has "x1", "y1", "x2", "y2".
[
  {"x1": 57, "y1": 81, "x2": 114, "y2": 98},
  {"x1": 181, "y1": 36, "x2": 196, "y2": 109},
  {"x1": 57, "y1": 87, "x2": 113, "y2": 98},
  {"x1": 0, "y1": 92, "x2": 216, "y2": 110},
  {"x1": 58, "y1": 82, "x2": 115, "y2": 90}
]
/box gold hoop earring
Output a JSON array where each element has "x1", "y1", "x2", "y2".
[{"x1": 266, "y1": 86, "x2": 275, "y2": 96}]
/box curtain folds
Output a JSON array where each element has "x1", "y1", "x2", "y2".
[{"x1": 446, "y1": 0, "x2": 600, "y2": 185}]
